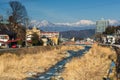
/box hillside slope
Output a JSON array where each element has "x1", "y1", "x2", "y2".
[{"x1": 60, "y1": 29, "x2": 95, "y2": 39}]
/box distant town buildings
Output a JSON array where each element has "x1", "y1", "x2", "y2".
[
  {"x1": 26, "y1": 26, "x2": 59, "y2": 46},
  {"x1": 96, "y1": 19, "x2": 109, "y2": 33},
  {"x1": 40, "y1": 32, "x2": 59, "y2": 45},
  {"x1": 40, "y1": 32, "x2": 59, "y2": 38}
]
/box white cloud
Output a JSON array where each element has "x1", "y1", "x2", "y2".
[
  {"x1": 75, "y1": 20, "x2": 95, "y2": 26},
  {"x1": 55, "y1": 22, "x2": 72, "y2": 26},
  {"x1": 108, "y1": 19, "x2": 119, "y2": 25},
  {"x1": 55, "y1": 20, "x2": 95, "y2": 26}
]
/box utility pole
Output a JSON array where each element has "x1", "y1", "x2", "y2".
[{"x1": 25, "y1": 18, "x2": 28, "y2": 47}]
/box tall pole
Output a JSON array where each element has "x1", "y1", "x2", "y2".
[{"x1": 25, "y1": 18, "x2": 28, "y2": 47}]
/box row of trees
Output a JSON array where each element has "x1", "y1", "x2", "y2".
[{"x1": 103, "y1": 26, "x2": 120, "y2": 35}]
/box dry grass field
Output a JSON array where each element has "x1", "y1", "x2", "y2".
[
  {"x1": 0, "y1": 45, "x2": 83, "y2": 80},
  {"x1": 61, "y1": 44, "x2": 117, "y2": 80}
]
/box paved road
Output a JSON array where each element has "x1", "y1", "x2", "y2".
[
  {"x1": 112, "y1": 44, "x2": 120, "y2": 48},
  {"x1": 100, "y1": 43, "x2": 120, "y2": 47},
  {"x1": 0, "y1": 48, "x2": 21, "y2": 53}
]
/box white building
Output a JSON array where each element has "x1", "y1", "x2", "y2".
[
  {"x1": 40, "y1": 32, "x2": 59, "y2": 38},
  {"x1": 0, "y1": 34, "x2": 9, "y2": 48},
  {"x1": 40, "y1": 32, "x2": 59, "y2": 45},
  {"x1": 96, "y1": 19, "x2": 109, "y2": 33},
  {"x1": 102, "y1": 35, "x2": 116, "y2": 44}
]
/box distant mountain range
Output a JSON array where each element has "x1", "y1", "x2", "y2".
[
  {"x1": 30, "y1": 20, "x2": 96, "y2": 39},
  {"x1": 29, "y1": 19, "x2": 120, "y2": 39},
  {"x1": 60, "y1": 29, "x2": 95, "y2": 40},
  {"x1": 30, "y1": 19, "x2": 120, "y2": 32},
  {"x1": 30, "y1": 20, "x2": 95, "y2": 31},
  {"x1": 40, "y1": 26, "x2": 95, "y2": 32}
]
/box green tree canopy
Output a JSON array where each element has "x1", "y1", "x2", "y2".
[
  {"x1": 103, "y1": 26, "x2": 120, "y2": 35},
  {"x1": 31, "y1": 33, "x2": 39, "y2": 46}
]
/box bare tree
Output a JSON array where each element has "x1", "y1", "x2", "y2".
[
  {"x1": 8, "y1": 1, "x2": 29, "y2": 40},
  {"x1": 9, "y1": 1, "x2": 28, "y2": 25}
]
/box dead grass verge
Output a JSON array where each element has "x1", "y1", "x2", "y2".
[
  {"x1": 61, "y1": 44, "x2": 116, "y2": 80},
  {"x1": 0, "y1": 45, "x2": 83, "y2": 80}
]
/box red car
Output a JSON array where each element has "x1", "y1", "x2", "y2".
[{"x1": 11, "y1": 44, "x2": 17, "y2": 48}]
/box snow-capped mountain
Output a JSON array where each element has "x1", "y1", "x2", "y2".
[
  {"x1": 30, "y1": 19, "x2": 120, "y2": 31},
  {"x1": 30, "y1": 20, "x2": 95, "y2": 31},
  {"x1": 30, "y1": 20, "x2": 55, "y2": 27}
]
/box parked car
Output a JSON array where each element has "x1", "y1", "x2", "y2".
[{"x1": 11, "y1": 44, "x2": 17, "y2": 48}]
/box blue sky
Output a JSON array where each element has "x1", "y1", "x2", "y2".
[{"x1": 0, "y1": 0, "x2": 120, "y2": 23}]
